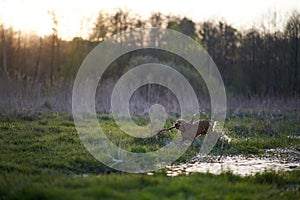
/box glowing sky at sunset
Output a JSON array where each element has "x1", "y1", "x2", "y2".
[{"x1": 0, "y1": 0, "x2": 299, "y2": 40}]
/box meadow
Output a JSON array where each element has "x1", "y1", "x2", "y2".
[
  {"x1": 0, "y1": 111, "x2": 299, "y2": 199},
  {"x1": 1, "y1": 6, "x2": 299, "y2": 200}
]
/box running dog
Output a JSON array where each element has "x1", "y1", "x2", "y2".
[{"x1": 159, "y1": 114, "x2": 210, "y2": 141}]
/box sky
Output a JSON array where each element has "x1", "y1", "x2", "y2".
[{"x1": 0, "y1": 0, "x2": 299, "y2": 40}]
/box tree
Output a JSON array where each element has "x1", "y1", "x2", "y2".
[
  {"x1": 179, "y1": 17, "x2": 196, "y2": 39},
  {"x1": 1, "y1": 23, "x2": 8, "y2": 79},
  {"x1": 150, "y1": 13, "x2": 164, "y2": 28},
  {"x1": 284, "y1": 11, "x2": 300, "y2": 96},
  {"x1": 32, "y1": 37, "x2": 43, "y2": 88},
  {"x1": 49, "y1": 10, "x2": 60, "y2": 87},
  {"x1": 90, "y1": 11, "x2": 110, "y2": 41}
]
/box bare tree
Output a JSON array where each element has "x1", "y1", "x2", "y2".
[
  {"x1": 90, "y1": 11, "x2": 110, "y2": 41},
  {"x1": 32, "y1": 37, "x2": 43, "y2": 88},
  {"x1": 1, "y1": 24, "x2": 8, "y2": 80},
  {"x1": 285, "y1": 11, "x2": 300, "y2": 96},
  {"x1": 49, "y1": 10, "x2": 59, "y2": 87}
]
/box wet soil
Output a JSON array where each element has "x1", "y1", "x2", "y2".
[{"x1": 166, "y1": 148, "x2": 300, "y2": 176}]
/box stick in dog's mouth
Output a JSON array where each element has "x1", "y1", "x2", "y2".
[{"x1": 158, "y1": 125, "x2": 177, "y2": 134}]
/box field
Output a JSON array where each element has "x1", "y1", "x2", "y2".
[
  {"x1": 0, "y1": 111, "x2": 299, "y2": 199},
  {"x1": 1, "y1": 2, "x2": 300, "y2": 199}
]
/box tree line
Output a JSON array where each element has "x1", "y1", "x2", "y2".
[{"x1": 1, "y1": 9, "x2": 299, "y2": 99}]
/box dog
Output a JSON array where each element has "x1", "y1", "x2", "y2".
[
  {"x1": 174, "y1": 118, "x2": 210, "y2": 141},
  {"x1": 158, "y1": 115, "x2": 230, "y2": 161}
]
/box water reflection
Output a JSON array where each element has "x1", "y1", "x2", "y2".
[{"x1": 166, "y1": 148, "x2": 300, "y2": 176}]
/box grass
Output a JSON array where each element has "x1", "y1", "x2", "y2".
[
  {"x1": 1, "y1": 171, "x2": 300, "y2": 200},
  {"x1": 0, "y1": 112, "x2": 299, "y2": 199}
]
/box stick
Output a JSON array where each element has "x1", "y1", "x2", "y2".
[{"x1": 158, "y1": 125, "x2": 176, "y2": 134}]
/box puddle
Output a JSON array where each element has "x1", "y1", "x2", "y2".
[
  {"x1": 287, "y1": 135, "x2": 300, "y2": 139},
  {"x1": 166, "y1": 148, "x2": 300, "y2": 176}
]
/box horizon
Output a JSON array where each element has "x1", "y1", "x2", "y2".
[{"x1": 0, "y1": 0, "x2": 299, "y2": 40}]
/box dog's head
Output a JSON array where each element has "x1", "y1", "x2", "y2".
[
  {"x1": 174, "y1": 119, "x2": 188, "y2": 132},
  {"x1": 174, "y1": 120, "x2": 181, "y2": 129}
]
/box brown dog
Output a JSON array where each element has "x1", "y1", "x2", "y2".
[{"x1": 174, "y1": 119, "x2": 210, "y2": 141}]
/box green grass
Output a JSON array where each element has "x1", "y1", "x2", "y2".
[
  {"x1": 0, "y1": 114, "x2": 112, "y2": 175},
  {"x1": 1, "y1": 171, "x2": 299, "y2": 200},
  {"x1": 0, "y1": 112, "x2": 299, "y2": 199},
  {"x1": 219, "y1": 112, "x2": 300, "y2": 155}
]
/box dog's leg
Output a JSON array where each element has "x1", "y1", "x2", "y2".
[{"x1": 218, "y1": 135, "x2": 225, "y2": 161}]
